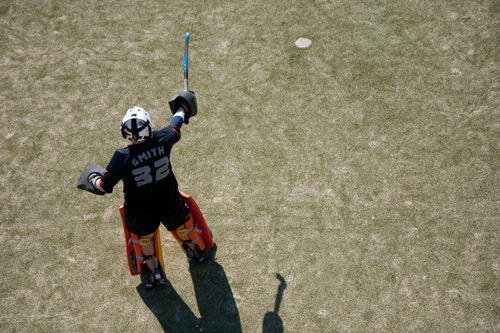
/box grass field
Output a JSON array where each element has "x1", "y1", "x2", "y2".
[{"x1": 1, "y1": 0, "x2": 500, "y2": 331}]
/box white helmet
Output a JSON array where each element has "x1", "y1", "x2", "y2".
[{"x1": 120, "y1": 106, "x2": 153, "y2": 141}]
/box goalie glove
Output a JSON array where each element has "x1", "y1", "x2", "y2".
[
  {"x1": 168, "y1": 90, "x2": 197, "y2": 124},
  {"x1": 77, "y1": 164, "x2": 106, "y2": 195}
]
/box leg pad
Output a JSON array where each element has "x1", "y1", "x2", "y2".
[
  {"x1": 119, "y1": 205, "x2": 165, "y2": 276},
  {"x1": 170, "y1": 192, "x2": 216, "y2": 262}
]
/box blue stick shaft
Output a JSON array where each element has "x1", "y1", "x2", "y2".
[{"x1": 184, "y1": 32, "x2": 189, "y2": 91}]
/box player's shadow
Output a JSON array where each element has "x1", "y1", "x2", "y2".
[
  {"x1": 262, "y1": 273, "x2": 287, "y2": 333},
  {"x1": 188, "y1": 258, "x2": 242, "y2": 332},
  {"x1": 137, "y1": 245, "x2": 242, "y2": 332},
  {"x1": 136, "y1": 282, "x2": 202, "y2": 332}
]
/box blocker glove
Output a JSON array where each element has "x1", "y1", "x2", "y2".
[{"x1": 168, "y1": 90, "x2": 198, "y2": 124}]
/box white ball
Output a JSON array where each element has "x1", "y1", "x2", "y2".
[{"x1": 295, "y1": 38, "x2": 312, "y2": 48}]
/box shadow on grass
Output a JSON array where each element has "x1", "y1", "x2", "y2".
[
  {"x1": 262, "y1": 273, "x2": 287, "y2": 333},
  {"x1": 137, "y1": 245, "x2": 242, "y2": 332},
  {"x1": 137, "y1": 282, "x2": 201, "y2": 332}
]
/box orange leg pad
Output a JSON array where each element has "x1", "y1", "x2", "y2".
[
  {"x1": 119, "y1": 205, "x2": 165, "y2": 276},
  {"x1": 120, "y1": 206, "x2": 139, "y2": 276},
  {"x1": 179, "y1": 191, "x2": 214, "y2": 248}
]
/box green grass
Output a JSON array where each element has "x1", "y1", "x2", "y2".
[{"x1": 1, "y1": 0, "x2": 500, "y2": 331}]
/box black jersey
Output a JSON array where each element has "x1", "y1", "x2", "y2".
[{"x1": 101, "y1": 125, "x2": 181, "y2": 214}]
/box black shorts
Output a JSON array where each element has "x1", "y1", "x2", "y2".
[{"x1": 123, "y1": 199, "x2": 185, "y2": 236}]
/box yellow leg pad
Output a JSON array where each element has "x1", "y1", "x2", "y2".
[{"x1": 153, "y1": 228, "x2": 165, "y2": 272}]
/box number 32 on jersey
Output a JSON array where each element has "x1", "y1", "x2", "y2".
[{"x1": 131, "y1": 156, "x2": 170, "y2": 187}]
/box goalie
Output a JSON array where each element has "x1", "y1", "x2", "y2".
[{"x1": 77, "y1": 91, "x2": 215, "y2": 288}]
